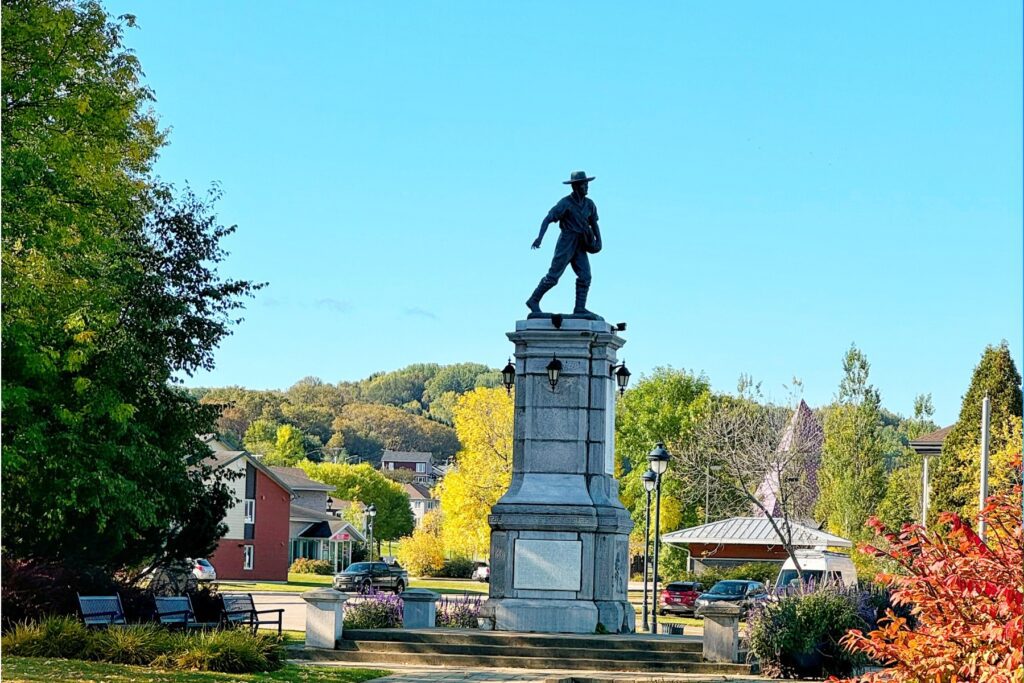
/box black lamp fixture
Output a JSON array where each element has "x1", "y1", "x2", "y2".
[
  {"x1": 611, "y1": 360, "x2": 631, "y2": 395},
  {"x1": 546, "y1": 355, "x2": 562, "y2": 391},
  {"x1": 647, "y1": 442, "x2": 670, "y2": 475},
  {"x1": 501, "y1": 358, "x2": 516, "y2": 395}
]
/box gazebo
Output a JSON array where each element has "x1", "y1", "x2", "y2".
[{"x1": 661, "y1": 517, "x2": 852, "y2": 573}]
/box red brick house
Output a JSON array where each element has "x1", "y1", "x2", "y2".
[{"x1": 203, "y1": 436, "x2": 294, "y2": 581}]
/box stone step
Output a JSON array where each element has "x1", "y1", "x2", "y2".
[
  {"x1": 336, "y1": 639, "x2": 703, "y2": 663},
  {"x1": 299, "y1": 648, "x2": 754, "y2": 674},
  {"x1": 343, "y1": 628, "x2": 703, "y2": 653}
]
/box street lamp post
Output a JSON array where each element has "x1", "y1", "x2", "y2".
[
  {"x1": 647, "y1": 443, "x2": 671, "y2": 634},
  {"x1": 641, "y1": 469, "x2": 657, "y2": 632},
  {"x1": 365, "y1": 504, "x2": 377, "y2": 561}
]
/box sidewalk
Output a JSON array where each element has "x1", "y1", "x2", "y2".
[{"x1": 294, "y1": 660, "x2": 769, "y2": 683}]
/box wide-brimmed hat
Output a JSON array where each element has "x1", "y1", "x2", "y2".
[{"x1": 562, "y1": 170, "x2": 596, "y2": 184}]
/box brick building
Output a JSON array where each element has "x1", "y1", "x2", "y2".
[{"x1": 202, "y1": 436, "x2": 294, "y2": 581}]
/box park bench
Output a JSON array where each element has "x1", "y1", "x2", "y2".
[
  {"x1": 220, "y1": 593, "x2": 284, "y2": 634},
  {"x1": 154, "y1": 595, "x2": 215, "y2": 630},
  {"x1": 77, "y1": 593, "x2": 127, "y2": 627}
]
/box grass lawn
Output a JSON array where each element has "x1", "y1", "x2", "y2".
[
  {"x1": 216, "y1": 574, "x2": 488, "y2": 596},
  {"x1": 1, "y1": 657, "x2": 388, "y2": 683}
]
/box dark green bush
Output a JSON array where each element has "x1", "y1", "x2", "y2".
[
  {"x1": 289, "y1": 558, "x2": 334, "y2": 575},
  {"x1": 747, "y1": 588, "x2": 869, "y2": 678},
  {"x1": 669, "y1": 562, "x2": 780, "y2": 588},
  {"x1": 438, "y1": 556, "x2": 475, "y2": 579}
]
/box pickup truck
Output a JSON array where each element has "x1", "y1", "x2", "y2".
[{"x1": 332, "y1": 561, "x2": 408, "y2": 594}]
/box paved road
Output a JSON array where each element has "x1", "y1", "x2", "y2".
[{"x1": 242, "y1": 592, "x2": 307, "y2": 632}]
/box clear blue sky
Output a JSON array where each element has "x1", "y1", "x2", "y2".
[{"x1": 106, "y1": 1, "x2": 1022, "y2": 425}]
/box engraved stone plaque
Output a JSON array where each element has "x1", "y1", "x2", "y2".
[{"x1": 513, "y1": 539, "x2": 582, "y2": 591}]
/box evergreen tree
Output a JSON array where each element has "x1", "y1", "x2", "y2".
[
  {"x1": 930, "y1": 342, "x2": 1023, "y2": 521},
  {"x1": 815, "y1": 345, "x2": 888, "y2": 544}
]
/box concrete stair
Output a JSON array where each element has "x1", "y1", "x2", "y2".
[{"x1": 295, "y1": 628, "x2": 755, "y2": 674}]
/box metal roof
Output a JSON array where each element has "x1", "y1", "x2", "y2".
[
  {"x1": 909, "y1": 425, "x2": 953, "y2": 455},
  {"x1": 269, "y1": 466, "x2": 334, "y2": 492},
  {"x1": 661, "y1": 517, "x2": 852, "y2": 548}
]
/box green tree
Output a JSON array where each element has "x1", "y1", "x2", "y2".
[
  {"x1": 2, "y1": 0, "x2": 259, "y2": 574},
  {"x1": 299, "y1": 462, "x2": 414, "y2": 544},
  {"x1": 614, "y1": 368, "x2": 711, "y2": 547},
  {"x1": 329, "y1": 402, "x2": 459, "y2": 464},
  {"x1": 815, "y1": 345, "x2": 888, "y2": 546},
  {"x1": 930, "y1": 342, "x2": 1023, "y2": 520},
  {"x1": 422, "y1": 363, "x2": 493, "y2": 403},
  {"x1": 360, "y1": 363, "x2": 440, "y2": 408}
]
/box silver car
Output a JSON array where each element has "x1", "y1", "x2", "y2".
[{"x1": 191, "y1": 558, "x2": 216, "y2": 581}]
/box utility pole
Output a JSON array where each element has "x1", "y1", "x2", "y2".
[{"x1": 978, "y1": 395, "x2": 991, "y2": 542}]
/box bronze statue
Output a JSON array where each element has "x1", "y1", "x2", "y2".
[{"x1": 526, "y1": 171, "x2": 603, "y2": 319}]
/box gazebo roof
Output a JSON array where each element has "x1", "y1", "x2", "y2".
[{"x1": 662, "y1": 517, "x2": 852, "y2": 548}]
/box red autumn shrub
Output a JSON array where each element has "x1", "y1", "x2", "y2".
[{"x1": 834, "y1": 455, "x2": 1022, "y2": 683}]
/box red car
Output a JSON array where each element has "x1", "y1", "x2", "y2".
[{"x1": 659, "y1": 581, "x2": 705, "y2": 616}]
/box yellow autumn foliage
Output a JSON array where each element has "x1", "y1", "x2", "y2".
[{"x1": 434, "y1": 387, "x2": 514, "y2": 559}]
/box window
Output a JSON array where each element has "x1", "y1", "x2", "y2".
[
  {"x1": 244, "y1": 499, "x2": 255, "y2": 524},
  {"x1": 243, "y1": 545, "x2": 254, "y2": 571},
  {"x1": 415, "y1": 462, "x2": 425, "y2": 473}
]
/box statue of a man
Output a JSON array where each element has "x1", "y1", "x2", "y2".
[{"x1": 526, "y1": 170, "x2": 603, "y2": 319}]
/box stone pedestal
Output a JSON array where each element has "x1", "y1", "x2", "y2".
[
  {"x1": 481, "y1": 318, "x2": 634, "y2": 634},
  {"x1": 301, "y1": 589, "x2": 348, "y2": 649},
  {"x1": 401, "y1": 589, "x2": 439, "y2": 628},
  {"x1": 696, "y1": 602, "x2": 741, "y2": 663}
]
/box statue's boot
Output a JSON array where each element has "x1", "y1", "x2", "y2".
[
  {"x1": 526, "y1": 280, "x2": 554, "y2": 316},
  {"x1": 573, "y1": 281, "x2": 597, "y2": 319}
]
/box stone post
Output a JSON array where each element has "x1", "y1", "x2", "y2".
[
  {"x1": 696, "y1": 602, "x2": 741, "y2": 663},
  {"x1": 401, "y1": 589, "x2": 439, "y2": 628},
  {"x1": 301, "y1": 588, "x2": 348, "y2": 649},
  {"x1": 482, "y1": 318, "x2": 634, "y2": 634}
]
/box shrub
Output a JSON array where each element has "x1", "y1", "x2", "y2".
[
  {"x1": 0, "y1": 616, "x2": 283, "y2": 674},
  {"x1": 396, "y1": 525, "x2": 445, "y2": 577},
  {"x1": 748, "y1": 588, "x2": 869, "y2": 678},
  {"x1": 289, "y1": 558, "x2": 333, "y2": 575},
  {"x1": 157, "y1": 629, "x2": 283, "y2": 673},
  {"x1": 1, "y1": 616, "x2": 92, "y2": 659},
  {"x1": 438, "y1": 556, "x2": 475, "y2": 579},
  {"x1": 343, "y1": 591, "x2": 403, "y2": 629},
  {"x1": 436, "y1": 595, "x2": 481, "y2": 628},
  {"x1": 90, "y1": 624, "x2": 178, "y2": 665},
  {"x1": 834, "y1": 458, "x2": 1023, "y2": 683}
]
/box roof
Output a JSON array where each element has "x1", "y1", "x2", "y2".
[
  {"x1": 269, "y1": 466, "x2": 334, "y2": 492},
  {"x1": 754, "y1": 400, "x2": 823, "y2": 517},
  {"x1": 291, "y1": 503, "x2": 340, "y2": 523},
  {"x1": 291, "y1": 515, "x2": 365, "y2": 543},
  {"x1": 403, "y1": 482, "x2": 434, "y2": 500},
  {"x1": 327, "y1": 496, "x2": 352, "y2": 511},
  {"x1": 381, "y1": 450, "x2": 433, "y2": 464},
  {"x1": 204, "y1": 448, "x2": 295, "y2": 497},
  {"x1": 662, "y1": 517, "x2": 852, "y2": 548},
  {"x1": 909, "y1": 425, "x2": 953, "y2": 455}
]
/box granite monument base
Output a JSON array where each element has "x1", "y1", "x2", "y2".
[{"x1": 482, "y1": 318, "x2": 635, "y2": 634}]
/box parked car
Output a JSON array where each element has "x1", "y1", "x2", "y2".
[
  {"x1": 191, "y1": 558, "x2": 216, "y2": 581},
  {"x1": 471, "y1": 561, "x2": 490, "y2": 582},
  {"x1": 774, "y1": 550, "x2": 857, "y2": 592},
  {"x1": 658, "y1": 581, "x2": 704, "y2": 616},
  {"x1": 693, "y1": 580, "x2": 769, "y2": 616},
  {"x1": 333, "y1": 560, "x2": 408, "y2": 594}
]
